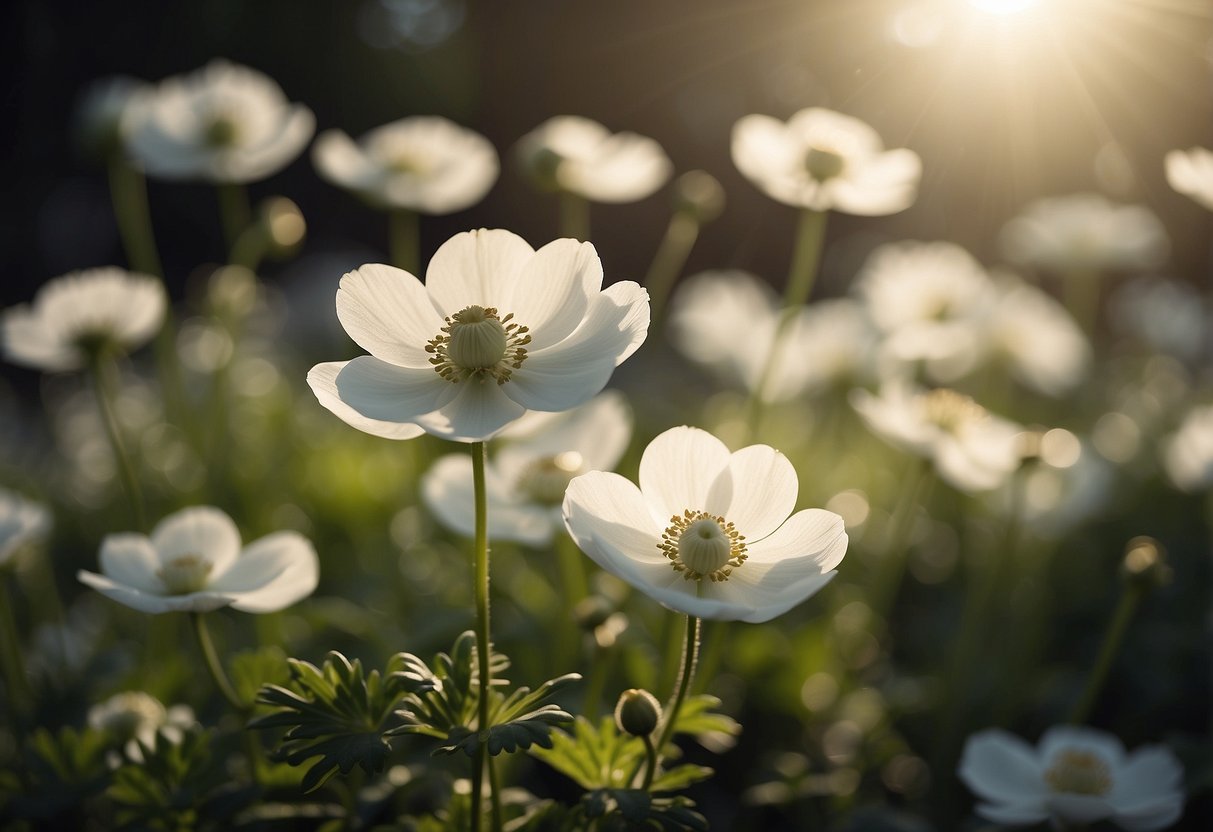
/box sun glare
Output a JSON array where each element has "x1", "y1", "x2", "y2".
[{"x1": 968, "y1": 0, "x2": 1040, "y2": 13}]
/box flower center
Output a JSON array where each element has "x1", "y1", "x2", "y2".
[
  {"x1": 521, "y1": 452, "x2": 585, "y2": 506},
  {"x1": 804, "y1": 146, "x2": 847, "y2": 182},
  {"x1": 204, "y1": 115, "x2": 240, "y2": 148},
  {"x1": 1044, "y1": 749, "x2": 1113, "y2": 796},
  {"x1": 921, "y1": 388, "x2": 988, "y2": 434},
  {"x1": 156, "y1": 554, "x2": 214, "y2": 595},
  {"x1": 426, "y1": 305, "x2": 531, "y2": 384},
  {"x1": 659, "y1": 510, "x2": 748, "y2": 582}
]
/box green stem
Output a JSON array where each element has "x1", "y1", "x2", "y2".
[
  {"x1": 217, "y1": 183, "x2": 252, "y2": 261},
  {"x1": 469, "y1": 441, "x2": 499, "y2": 832},
  {"x1": 645, "y1": 616, "x2": 701, "y2": 786},
  {"x1": 644, "y1": 213, "x2": 700, "y2": 326},
  {"x1": 107, "y1": 159, "x2": 163, "y2": 277},
  {"x1": 869, "y1": 458, "x2": 933, "y2": 619},
  {"x1": 640, "y1": 734, "x2": 658, "y2": 791},
  {"x1": 0, "y1": 575, "x2": 33, "y2": 716},
  {"x1": 558, "y1": 191, "x2": 590, "y2": 241},
  {"x1": 388, "y1": 209, "x2": 420, "y2": 275},
  {"x1": 1068, "y1": 583, "x2": 1144, "y2": 725},
  {"x1": 89, "y1": 354, "x2": 146, "y2": 531},
  {"x1": 488, "y1": 752, "x2": 503, "y2": 832},
  {"x1": 189, "y1": 612, "x2": 246, "y2": 713}
]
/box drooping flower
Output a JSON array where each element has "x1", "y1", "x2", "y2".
[
  {"x1": 1165, "y1": 146, "x2": 1213, "y2": 211},
  {"x1": 562, "y1": 426, "x2": 847, "y2": 622},
  {"x1": 2, "y1": 268, "x2": 166, "y2": 372},
  {"x1": 88, "y1": 691, "x2": 196, "y2": 759},
  {"x1": 124, "y1": 60, "x2": 314, "y2": 184},
  {"x1": 959, "y1": 727, "x2": 1184, "y2": 831},
  {"x1": 1162, "y1": 403, "x2": 1213, "y2": 493},
  {"x1": 516, "y1": 116, "x2": 672, "y2": 203},
  {"x1": 982, "y1": 275, "x2": 1091, "y2": 396},
  {"x1": 422, "y1": 391, "x2": 633, "y2": 545},
  {"x1": 313, "y1": 116, "x2": 499, "y2": 214},
  {"x1": 77, "y1": 506, "x2": 319, "y2": 614},
  {"x1": 850, "y1": 383, "x2": 1021, "y2": 492},
  {"x1": 0, "y1": 487, "x2": 51, "y2": 568},
  {"x1": 309, "y1": 228, "x2": 649, "y2": 442},
  {"x1": 731, "y1": 107, "x2": 922, "y2": 216},
  {"x1": 1000, "y1": 193, "x2": 1168, "y2": 275}
]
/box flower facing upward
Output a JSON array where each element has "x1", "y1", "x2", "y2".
[
  {"x1": 731, "y1": 107, "x2": 922, "y2": 215},
  {"x1": 124, "y1": 60, "x2": 314, "y2": 184},
  {"x1": 562, "y1": 426, "x2": 847, "y2": 622},
  {"x1": 959, "y1": 727, "x2": 1184, "y2": 831},
  {"x1": 77, "y1": 506, "x2": 318, "y2": 614},
  {"x1": 1165, "y1": 147, "x2": 1213, "y2": 211},
  {"x1": 313, "y1": 116, "x2": 499, "y2": 214},
  {"x1": 309, "y1": 229, "x2": 649, "y2": 443},
  {"x1": 516, "y1": 116, "x2": 673, "y2": 203},
  {"x1": 2, "y1": 268, "x2": 166, "y2": 372},
  {"x1": 0, "y1": 488, "x2": 51, "y2": 568}
]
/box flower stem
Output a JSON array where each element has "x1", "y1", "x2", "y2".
[
  {"x1": 189, "y1": 612, "x2": 246, "y2": 713},
  {"x1": 644, "y1": 212, "x2": 700, "y2": 327},
  {"x1": 388, "y1": 209, "x2": 420, "y2": 275},
  {"x1": 640, "y1": 734, "x2": 658, "y2": 790},
  {"x1": 106, "y1": 159, "x2": 163, "y2": 278},
  {"x1": 0, "y1": 574, "x2": 33, "y2": 717},
  {"x1": 89, "y1": 354, "x2": 146, "y2": 532},
  {"x1": 217, "y1": 183, "x2": 252, "y2": 261},
  {"x1": 558, "y1": 191, "x2": 590, "y2": 241},
  {"x1": 469, "y1": 440, "x2": 500, "y2": 832},
  {"x1": 645, "y1": 615, "x2": 701, "y2": 787},
  {"x1": 1068, "y1": 581, "x2": 1144, "y2": 725}
]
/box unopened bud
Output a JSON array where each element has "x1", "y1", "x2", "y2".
[
  {"x1": 672, "y1": 170, "x2": 725, "y2": 224},
  {"x1": 1121, "y1": 536, "x2": 1171, "y2": 590},
  {"x1": 259, "y1": 197, "x2": 306, "y2": 256},
  {"x1": 614, "y1": 688, "x2": 662, "y2": 737}
]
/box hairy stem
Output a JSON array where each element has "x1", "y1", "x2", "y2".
[{"x1": 645, "y1": 615, "x2": 701, "y2": 787}]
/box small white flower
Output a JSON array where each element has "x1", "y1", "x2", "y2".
[
  {"x1": 422, "y1": 391, "x2": 633, "y2": 545},
  {"x1": 516, "y1": 116, "x2": 673, "y2": 203},
  {"x1": 851, "y1": 383, "x2": 1021, "y2": 492},
  {"x1": 959, "y1": 727, "x2": 1184, "y2": 831},
  {"x1": 309, "y1": 228, "x2": 649, "y2": 443},
  {"x1": 313, "y1": 116, "x2": 499, "y2": 214},
  {"x1": 88, "y1": 691, "x2": 195, "y2": 755},
  {"x1": 983, "y1": 275, "x2": 1091, "y2": 396},
  {"x1": 2, "y1": 268, "x2": 166, "y2": 372},
  {"x1": 1162, "y1": 403, "x2": 1213, "y2": 493},
  {"x1": 0, "y1": 488, "x2": 51, "y2": 568},
  {"x1": 77, "y1": 506, "x2": 319, "y2": 614},
  {"x1": 855, "y1": 241, "x2": 996, "y2": 382},
  {"x1": 124, "y1": 60, "x2": 314, "y2": 184},
  {"x1": 1165, "y1": 146, "x2": 1213, "y2": 211},
  {"x1": 731, "y1": 107, "x2": 921, "y2": 216},
  {"x1": 1000, "y1": 193, "x2": 1168, "y2": 274},
  {"x1": 562, "y1": 426, "x2": 847, "y2": 622}
]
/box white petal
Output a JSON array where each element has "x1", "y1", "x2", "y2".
[
  {"x1": 719, "y1": 564, "x2": 838, "y2": 622},
  {"x1": 504, "y1": 239, "x2": 602, "y2": 351},
  {"x1": 211, "y1": 531, "x2": 319, "y2": 613},
  {"x1": 221, "y1": 104, "x2": 315, "y2": 183},
  {"x1": 1047, "y1": 793, "x2": 1114, "y2": 824},
  {"x1": 731, "y1": 115, "x2": 799, "y2": 190},
  {"x1": 958, "y1": 730, "x2": 1048, "y2": 805},
  {"x1": 77, "y1": 570, "x2": 234, "y2": 614},
  {"x1": 312, "y1": 129, "x2": 374, "y2": 190},
  {"x1": 306, "y1": 362, "x2": 426, "y2": 440},
  {"x1": 334, "y1": 355, "x2": 458, "y2": 424},
  {"x1": 2, "y1": 307, "x2": 81, "y2": 371},
  {"x1": 746, "y1": 509, "x2": 847, "y2": 571},
  {"x1": 496, "y1": 390, "x2": 633, "y2": 478},
  {"x1": 717, "y1": 445, "x2": 798, "y2": 540},
  {"x1": 414, "y1": 379, "x2": 526, "y2": 442},
  {"x1": 562, "y1": 470, "x2": 662, "y2": 566},
  {"x1": 98, "y1": 533, "x2": 163, "y2": 593},
  {"x1": 973, "y1": 801, "x2": 1052, "y2": 825},
  {"x1": 150, "y1": 507, "x2": 241, "y2": 577},
  {"x1": 1112, "y1": 796, "x2": 1185, "y2": 832},
  {"x1": 830, "y1": 148, "x2": 922, "y2": 216},
  {"x1": 638, "y1": 427, "x2": 733, "y2": 525},
  {"x1": 1109, "y1": 747, "x2": 1184, "y2": 811},
  {"x1": 424, "y1": 229, "x2": 534, "y2": 316},
  {"x1": 336, "y1": 264, "x2": 443, "y2": 368},
  {"x1": 422, "y1": 454, "x2": 554, "y2": 546}
]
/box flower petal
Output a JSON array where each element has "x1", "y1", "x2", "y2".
[
  {"x1": 1109, "y1": 746, "x2": 1184, "y2": 812},
  {"x1": 307, "y1": 361, "x2": 426, "y2": 440},
  {"x1": 563, "y1": 470, "x2": 662, "y2": 565},
  {"x1": 98, "y1": 533, "x2": 163, "y2": 593},
  {"x1": 77, "y1": 570, "x2": 235, "y2": 614},
  {"x1": 958, "y1": 729, "x2": 1048, "y2": 805},
  {"x1": 745, "y1": 509, "x2": 847, "y2": 571},
  {"x1": 422, "y1": 453, "x2": 554, "y2": 546},
  {"x1": 714, "y1": 563, "x2": 837, "y2": 622},
  {"x1": 312, "y1": 128, "x2": 374, "y2": 190},
  {"x1": 715, "y1": 445, "x2": 798, "y2": 540},
  {"x1": 150, "y1": 507, "x2": 241, "y2": 577},
  {"x1": 336, "y1": 264, "x2": 444, "y2": 368},
  {"x1": 972, "y1": 801, "x2": 1052, "y2": 826},
  {"x1": 638, "y1": 427, "x2": 733, "y2": 525},
  {"x1": 414, "y1": 379, "x2": 526, "y2": 442},
  {"x1": 334, "y1": 355, "x2": 458, "y2": 424},
  {"x1": 211, "y1": 531, "x2": 319, "y2": 613},
  {"x1": 424, "y1": 229, "x2": 534, "y2": 316},
  {"x1": 1047, "y1": 793, "x2": 1114, "y2": 825},
  {"x1": 504, "y1": 239, "x2": 602, "y2": 351}
]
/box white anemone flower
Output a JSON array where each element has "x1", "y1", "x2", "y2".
[
  {"x1": 0, "y1": 488, "x2": 51, "y2": 568},
  {"x1": 124, "y1": 60, "x2": 314, "y2": 184},
  {"x1": 77, "y1": 506, "x2": 319, "y2": 614},
  {"x1": 854, "y1": 241, "x2": 996, "y2": 383},
  {"x1": 422, "y1": 391, "x2": 633, "y2": 546},
  {"x1": 2, "y1": 268, "x2": 166, "y2": 372},
  {"x1": 88, "y1": 691, "x2": 195, "y2": 758},
  {"x1": 959, "y1": 727, "x2": 1184, "y2": 831},
  {"x1": 309, "y1": 228, "x2": 649, "y2": 442},
  {"x1": 982, "y1": 275, "x2": 1091, "y2": 396},
  {"x1": 1000, "y1": 193, "x2": 1168, "y2": 275},
  {"x1": 850, "y1": 383, "x2": 1021, "y2": 492},
  {"x1": 1165, "y1": 146, "x2": 1213, "y2": 211},
  {"x1": 516, "y1": 116, "x2": 673, "y2": 203},
  {"x1": 1162, "y1": 404, "x2": 1213, "y2": 493},
  {"x1": 313, "y1": 116, "x2": 499, "y2": 214},
  {"x1": 562, "y1": 426, "x2": 847, "y2": 622},
  {"x1": 731, "y1": 107, "x2": 922, "y2": 216}
]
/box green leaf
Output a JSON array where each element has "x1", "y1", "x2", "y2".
[
  {"x1": 667, "y1": 694, "x2": 740, "y2": 754},
  {"x1": 107, "y1": 727, "x2": 229, "y2": 830},
  {"x1": 228, "y1": 645, "x2": 291, "y2": 707},
  {"x1": 531, "y1": 717, "x2": 646, "y2": 791}
]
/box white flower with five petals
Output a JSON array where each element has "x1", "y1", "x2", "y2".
[
  {"x1": 731, "y1": 107, "x2": 921, "y2": 216},
  {"x1": 562, "y1": 426, "x2": 847, "y2": 622},
  {"x1": 77, "y1": 506, "x2": 318, "y2": 614},
  {"x1": 308, "y1": 228, "x2": 649, "y2": 443},
  {"x1": 959, "y1": 727, "x2": 1184, "y2": 831}
]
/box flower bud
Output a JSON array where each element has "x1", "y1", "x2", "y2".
[
  {"x1": 1120, "y1": 536, "x2": 1171, "y2": 590},
  {"x1": 259, "y1": 197, "x2": 307, "y2": 257},
  {"x1": 672, "y1": 170, "x2": 725, "y2": 224},
  {"x1": 573, "y1": 596, "x2": 614, "y2": 632},
  {"x1": 614, "y1": 688, "x2": 662, "y2": 737}
]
